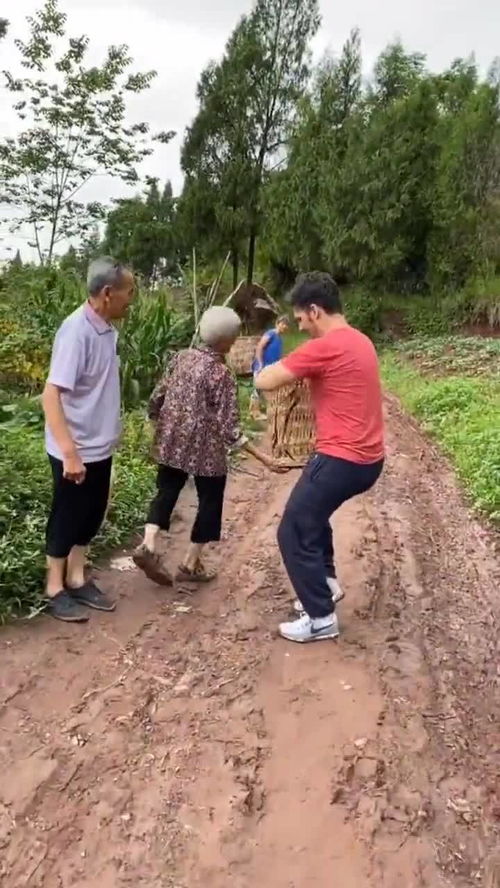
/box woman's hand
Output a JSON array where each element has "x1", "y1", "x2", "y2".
[
  {"x1": 268, "y1": 460, "x2": 290, "y2": 474},
  {"x1": 242, "y1": 441, "x2": 289, "y2": 473},
  {"x1": 259, "y1": 452, "x2": 289, "y2": 474}
]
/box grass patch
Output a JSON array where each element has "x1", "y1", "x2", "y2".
[
  {"x1": 381, "y1": 350, "x2": 500, "y2": 525},
  {"x1": 0, "y1": 412, "x2": 156, "y2": 622},
  {"x1": 393, "y1": 335, "x2": 500, "y2": 378}
]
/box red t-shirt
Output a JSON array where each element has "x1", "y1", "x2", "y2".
[{"x1": 282, "y1": 326, "x2": 384, "y2": 464}]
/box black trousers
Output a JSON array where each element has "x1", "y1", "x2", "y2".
[
  {"x1": 147, "y1": 465, "x2": 227, "y2": 544},
  {"x1": 277, "y1": 453, "x2": 384, "y2": 619},
  {"x1": 46, "y1": 456, "x2": 112, "y2": 559}
]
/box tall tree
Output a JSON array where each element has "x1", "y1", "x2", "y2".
[
  {"x1": 325, "y1": 79, "x2": 439, "y2": 287},
  {"x1": 241, "y1": 0, "x2": 320, "y2": 281},
  {"x1": 429, "y1": 77, "x2": 500, "y2": 287},
  {"x1": 0, "y1": 0, "x2": 173, "y2": 263},
  {"x1": 104, "y1": 179, "x2": 177, "y2": 280},
  {"x1": 59, "y1": 226, "x2": 102, "y2": 277},
  {"x1": 181, "y1": 36, "x2": 254, "y2": 288},
  {"x1": 182, "y1": 0, "x2": 320, "y2": 283},
  {"x1": 12, "y1": 249, "x2": 23, "y2": 268},
  {"x1": 314, "y1": 42, "x2": 435, "y2": 286},
  {"x1": 264, "y1": 29, "x2": 362, "y2": 274},
  {"x1": 371, "y1": 41, "x2": 426, "y2": 105}
]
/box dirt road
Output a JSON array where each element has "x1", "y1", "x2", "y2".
[{"x1": 1, "y1": 396, "x2": 498, "y2": 888}]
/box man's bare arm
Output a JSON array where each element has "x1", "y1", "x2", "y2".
[
  {"x1": 254, "y1": 361, "x2": 296, "y2": 392},
  {"x1": 42, "y1": 383, "x2": 86, "y2": 482}
]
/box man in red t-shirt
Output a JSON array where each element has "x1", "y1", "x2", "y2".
[{"x1": 255, "y1": 272, "x2": 384, "y2": 644}]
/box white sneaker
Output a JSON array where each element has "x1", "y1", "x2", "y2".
[
  {"x1": 293, "y1": 578, "x2": 344, "y2": 615},
  {"x1": 279, "y1": 612, "x2": 340, "y2": 643}
]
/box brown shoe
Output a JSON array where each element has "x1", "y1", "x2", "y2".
[
  {"x1": 176, "y1": 561, "x2": 217, "y2": 584},
  {"x1": 133, "y1": 545, "x2": 173, "y2": 586}
]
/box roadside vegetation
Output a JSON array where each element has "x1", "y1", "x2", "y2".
[
  {"x1": 0, "y1": 0, "x2": 499, "y2": 618},
  {"x1": 381, "y1": 338, "x2": 500, "y2": 525}
]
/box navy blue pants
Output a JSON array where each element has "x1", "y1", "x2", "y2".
[{"x1": 277, "y1": 454, "x2": 383, "y2": 618}]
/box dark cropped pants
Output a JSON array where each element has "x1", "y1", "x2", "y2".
[{"x1": 147, "y1": 465, "x2": 227, "y2": 544}]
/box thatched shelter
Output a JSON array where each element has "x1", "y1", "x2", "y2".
[
  {"x1": 230, "y1": 281, "x2": 280, "y2": 334},
  {"x1": 227, "y1": 280, "x2": 280, "y2": 376}
]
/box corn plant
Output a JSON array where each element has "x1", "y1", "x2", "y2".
[{"x1": 119, "y1": 288, "x2": 194, "y2": 405}]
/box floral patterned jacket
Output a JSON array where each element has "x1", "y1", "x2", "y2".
[{"x1": 148, "y1": 345, "x2": 245, "y2": 477}]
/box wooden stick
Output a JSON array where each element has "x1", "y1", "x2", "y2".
[
  {"x1": 190, "y1": 258, "x2": 238, "y2": 347},
  {"x1": 190, "y1": 268, "x2": 244, "y2": 348},
  {"x1": 192, "y1": 247, "x2": 198, "y2": 330},
  {"x1": 222, "y1": 279, "x2": 245, "y2": 308},
  {"x1": 210, "y1": 251, "x2": 231, "y2": 306}
]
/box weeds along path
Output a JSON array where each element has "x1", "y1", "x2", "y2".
[{"x1": 0, "y1": 396, "x2": 498, "y2": 888}]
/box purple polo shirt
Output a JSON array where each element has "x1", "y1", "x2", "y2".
[{"x1": 45, "y1": 302, "x2": 121, "y2": 463}]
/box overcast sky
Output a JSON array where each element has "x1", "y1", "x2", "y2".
[{"x1": 0, "y1": 0, "x2": 498, "y2": 260}]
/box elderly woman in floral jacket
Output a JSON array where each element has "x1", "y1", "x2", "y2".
[{"x1": 133, "y1": 306, "x2": 277, "y2": 585}]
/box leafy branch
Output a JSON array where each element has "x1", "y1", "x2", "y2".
[{"x1": 0, "y1": 0, "x2": 174, "y2": 263}]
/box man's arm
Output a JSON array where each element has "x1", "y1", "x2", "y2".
[
  {"x1": 43, "y1": 325, "x2": 86, "y2": 483},
  {"x1": 254, "y1": 361, "x2": 296, "y2": 392},
  {"x1": 42, "y1": 384, "x2": 86, "y2": 483},
  {"x1": 257, "y1": 338, "x2": 325, "y2": 391}
]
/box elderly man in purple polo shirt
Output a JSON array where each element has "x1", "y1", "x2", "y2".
[{"x1": 42, "y1": 257, "x2": 135, "y2": 622}]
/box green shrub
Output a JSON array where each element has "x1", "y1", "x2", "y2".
[
  {"x1": 404, "y1": 296, "x2": 454, "y2": 336},
  {"x1": 120, "y1": 290, "x2": 194, "y2": 405},
  {"x1": 461, "y1": 274, "x2": 500, "y2": 328},
  {"x1": 380, "y1": 275, "x2": 500, "y2": 338},
  {"x1": 344, "y1": 288, "x2": 383, "y2": 339},
  {"x1": 382, "y1": 352, "x2": 500, "y2": 524},
  {"x1": 0, "y1": 412, "x2": 155, "y2": 622},
  {"x1": 0, "y1": 265, "x2": 195, "y2": 406}
]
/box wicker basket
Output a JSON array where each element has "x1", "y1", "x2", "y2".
[
  {"x1": 227, "y1": 335, "x2": 260, "y2": 377},
  {"x1": 268, "y1": 380, "x2": 315, "y2": 467}
]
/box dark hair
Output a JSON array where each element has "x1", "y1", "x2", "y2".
[{"x1": 288, "y1": 271, "x2": 342, "y2": 315}]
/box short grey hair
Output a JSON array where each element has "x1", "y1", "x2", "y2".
[
  {"x1": 87, "y1": 256, "x2": 126, "y2": 295},
  {"x1": 199, "y1": 306, "x2": 241, "y2": 347}
]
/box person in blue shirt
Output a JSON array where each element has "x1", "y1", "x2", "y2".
[{"x1": 250, "y1": 315, "x2": 289, "y2": 419}]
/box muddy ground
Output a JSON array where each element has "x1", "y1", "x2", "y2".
[{"x1": 0, "y1": 396, "x2": 499, "y2": 888}]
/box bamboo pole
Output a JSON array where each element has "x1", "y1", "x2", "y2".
[
  {"x1": 192, "y1": 247, "x2": 198, "y2": 331},
  {"x1": 189, "y1": 252, "x2": 234, "y2": 347}
]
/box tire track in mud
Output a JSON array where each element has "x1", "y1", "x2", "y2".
[
  {"x1": 326, "y1": 397, "x2": 499, "y2": 888},
  {"x1": 0, "y1": 398, "x2": 498, "y2": 887}
]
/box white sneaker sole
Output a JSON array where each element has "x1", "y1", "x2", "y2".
[{"x1": 279, "y1": 627, "x2": 340, "y2": 643}]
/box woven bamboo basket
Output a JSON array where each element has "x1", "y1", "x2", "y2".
[
  {"x1": 227, "y1": 334, "x2": 260, "y2": 377},
  {"x1": 268, "y1": 379, "x2": 315, "y2": 467}
]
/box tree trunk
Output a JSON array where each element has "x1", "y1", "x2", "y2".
[
  {"x1": 232, "y1": 249, "x2": 239, "y2": 290},
  {"x1": 247, "y1": 230, "x2": 256, "y2": 284}
]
